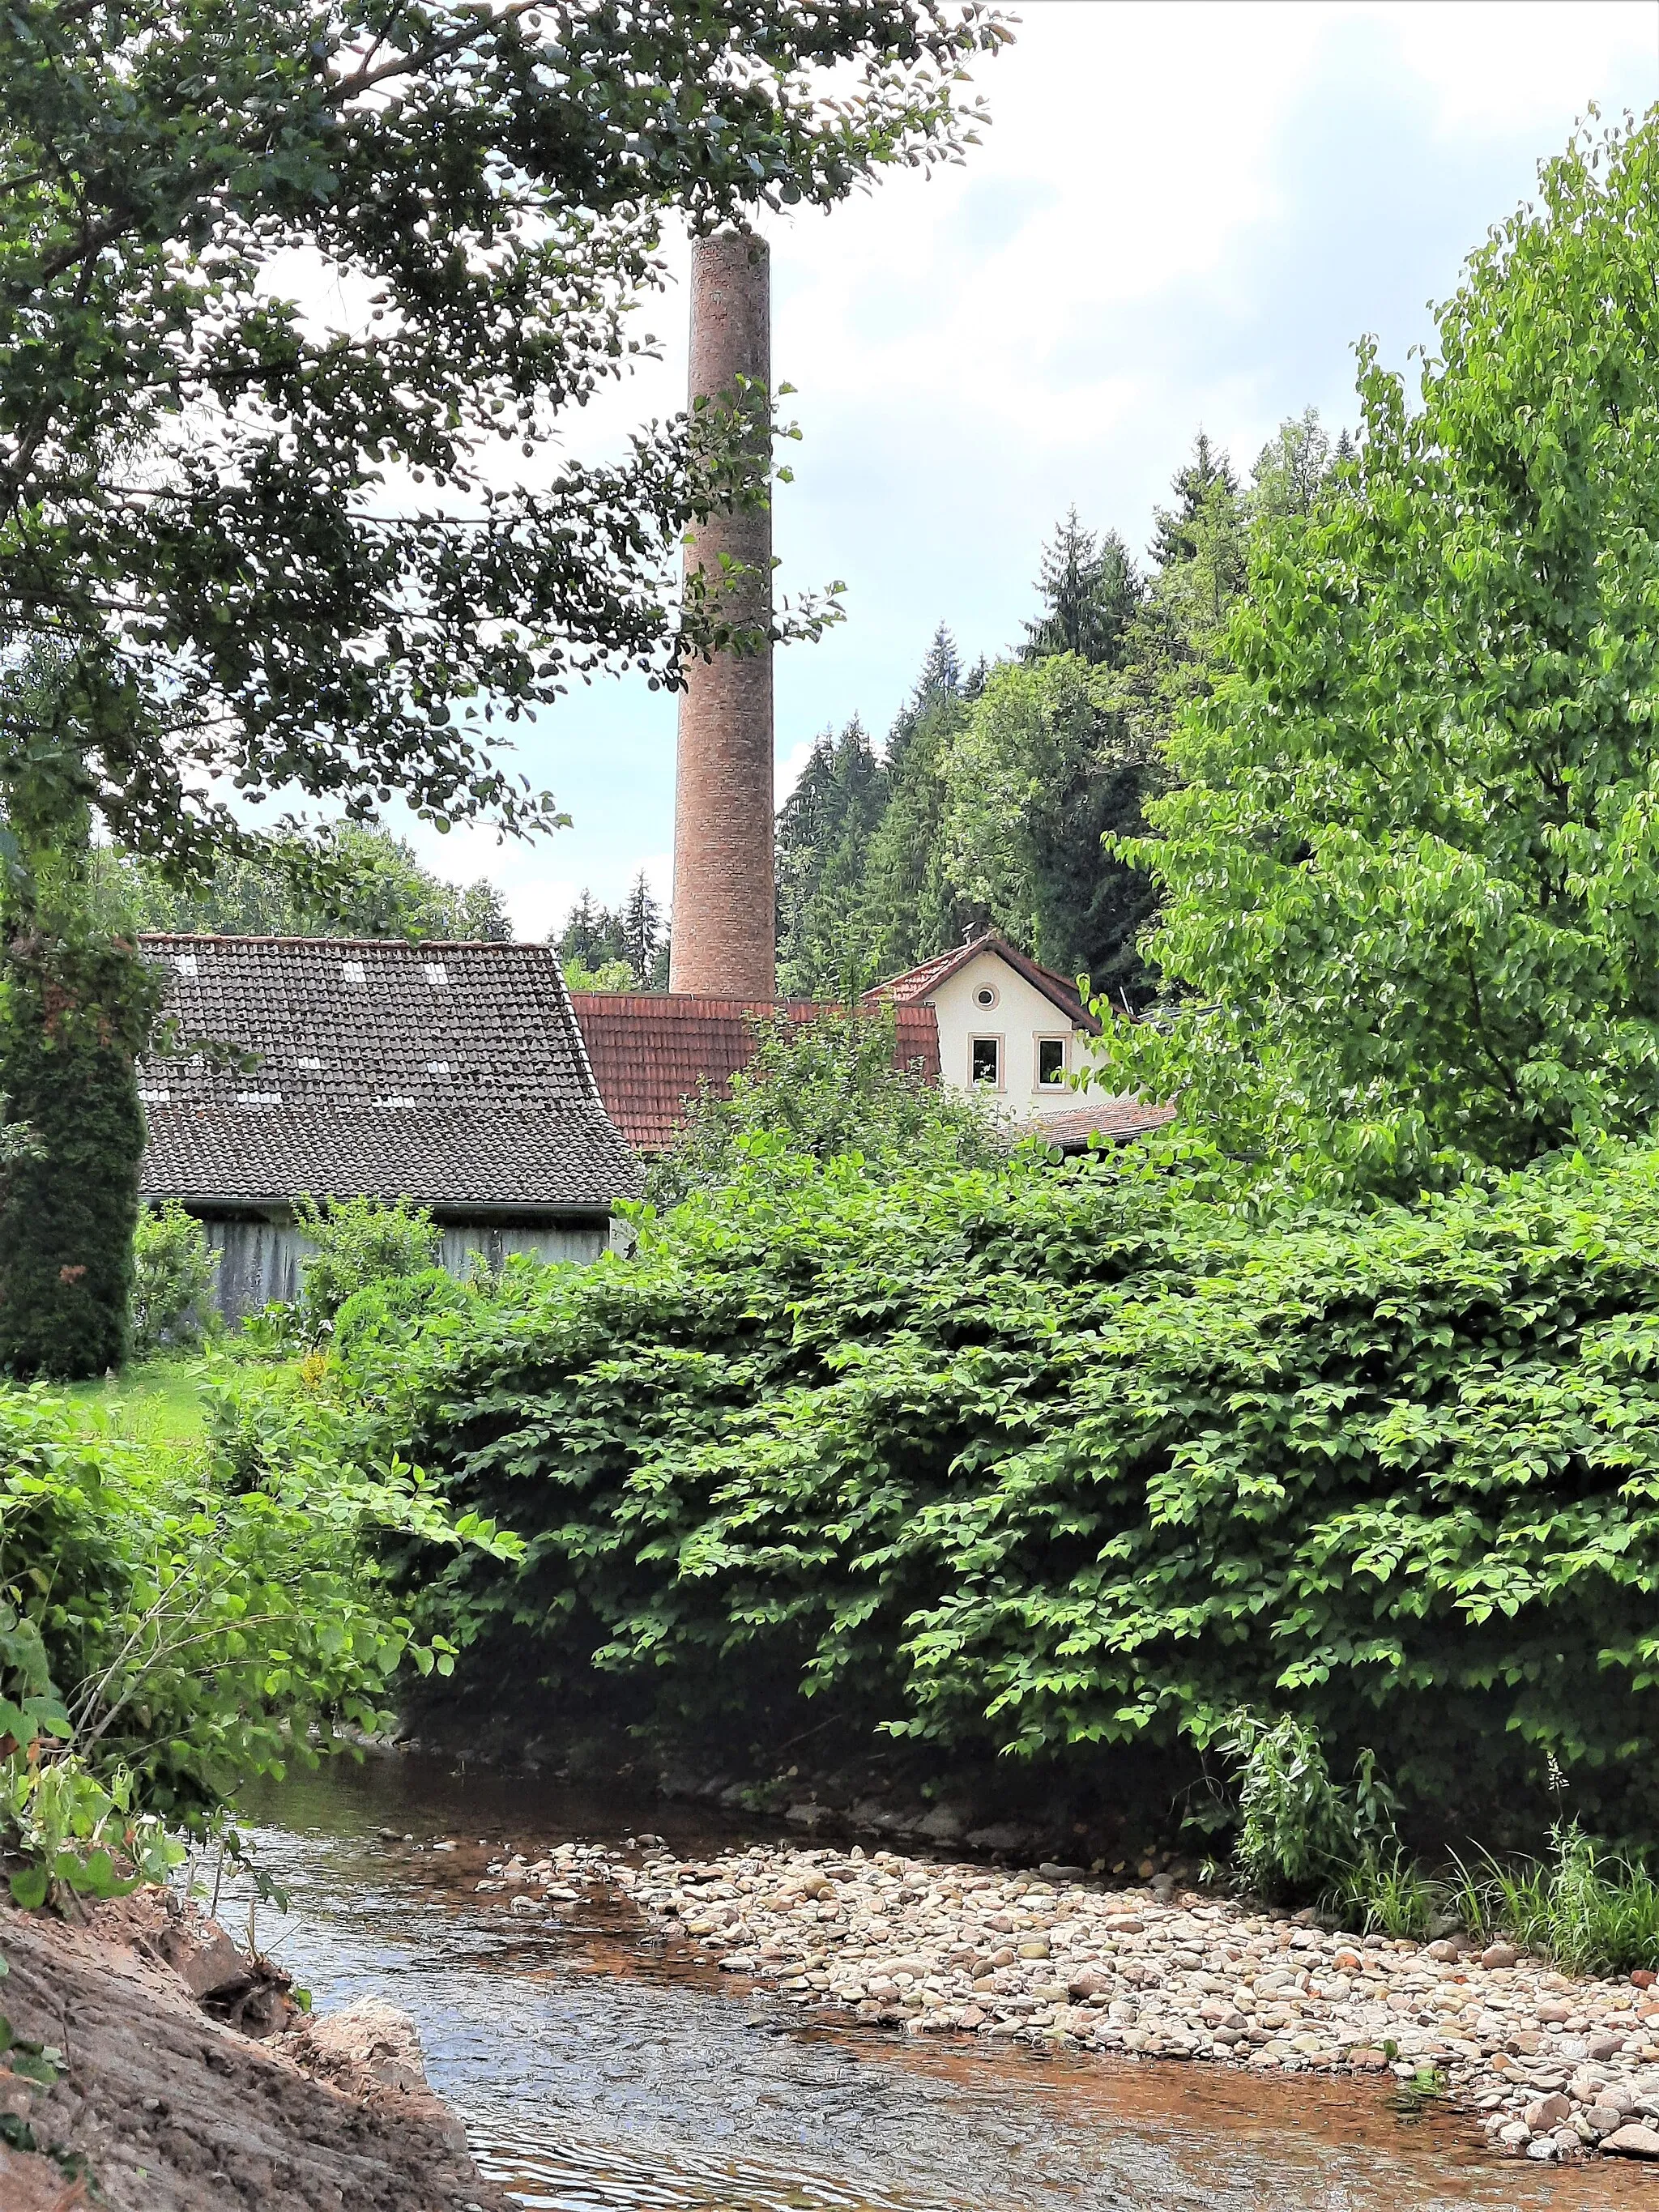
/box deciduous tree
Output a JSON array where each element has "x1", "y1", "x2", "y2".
[
  {"x1": 1101, "y1": 115, "x2": 1659, "y2": 1191},
  {"x1": 122, "y1": 824, "x2": 514, "y2": 941},
  {"x1": 0, "y1": 0, "x2": 1004, "y2": 871}
]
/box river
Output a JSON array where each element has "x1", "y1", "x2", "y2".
[{"x1": 229, "y1": 1751, "x2": 1644, "y2": 2212}]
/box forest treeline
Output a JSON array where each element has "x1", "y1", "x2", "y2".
[{"x1": 774, "y1": 409, "x2": 1346, "y2": 999}]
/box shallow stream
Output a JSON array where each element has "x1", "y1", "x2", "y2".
[{"x1": 234, "y1": 1754, "x2": 1646, "y2": 2212}]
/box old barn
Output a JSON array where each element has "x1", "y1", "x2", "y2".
[{"x1": 139, "y1": 936, "x2": 641, "y2": 1319}]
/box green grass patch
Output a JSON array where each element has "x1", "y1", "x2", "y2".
[{"x1": 57, "y1": 1357, "x2": 215, "y2": 1447}]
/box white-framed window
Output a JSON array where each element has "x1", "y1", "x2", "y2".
[
  {"x1": 1037, "y1": 1035, "x2": 1068, "y2": 1088},
  {"x1": 972, "y1": 982, "x2": 1000, "y2": 1011},
  {"x1": 970, "y1": 1034, "x2": 1002, "y2": 1088}
]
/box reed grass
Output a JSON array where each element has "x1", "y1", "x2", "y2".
[
  {"x1": 1470, "y1": 1822, "x2": 1659, "y2": 1978},
  {"x1": 1324, "y1": 1843, "x2": 1440, "y2": 1941}
]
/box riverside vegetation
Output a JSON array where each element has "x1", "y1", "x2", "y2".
[
  {"x1": 355, "y1": 1129, "x2": 1659, "y2": 1840},
  {"x1": 18, "y1": 76, "x2": 1659, "y2": 2189}
]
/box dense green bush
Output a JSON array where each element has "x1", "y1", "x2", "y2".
[
  {"x1": 356, "y1": 1136, "x2": 1659, "y2": 1831},
  {"x1": 295, "y1": 1195, "x2": 441, "y2": 1341},
  {"x1": 130, "y1": 1201, "x2": 220, "y2": 1356},
  {"x1": 0, "y1": 1379, "x2": 516, "y2": 1855},
  {"x1": 0, "y1": 931, "x2": 158, "y2": 1378}
]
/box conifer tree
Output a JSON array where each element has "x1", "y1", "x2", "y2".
[
  {"x1": 1149, "y1": 431, "x2": 1240, "y2": 569},
  {"x1": 621, "y1": 872, "x2": 666, "y2": 988},
  {"x1": 0, "y1": 645, "x2": 154, "y2": 1377},
  {"x1": 1021, "y1": 509, "x2": 1142, "y2": 667},
  {"x1": 857, "y1": 684, "x2": 971, "y2": 977},
  {"x1": 775, "y1": 720, "x2": 885, "y2": 994},
  {"x1": 913, "y1": 623, "x2": 963, "y2": 705}
]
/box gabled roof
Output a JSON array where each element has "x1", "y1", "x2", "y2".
[
  {"x1": 864, "y1": 930, "x2": 1101, "y2": 1034},
  {"x1": 569, "y1": 994, "x2": 941, "y2": 1154},
  {"x1": 139, "y1": 936, "x2": 641, "y2": 1213}
]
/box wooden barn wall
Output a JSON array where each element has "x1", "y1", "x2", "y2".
[{"x1": 197, "y1": 1215, "x2": 609, "y2": 1323}]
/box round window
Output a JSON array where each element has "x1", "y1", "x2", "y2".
[{"x1": 974, "y1": 984, "x2": 999, "y2": 1009}]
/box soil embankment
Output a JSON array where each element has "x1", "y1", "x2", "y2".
[{"x1": 0, "y1": 1888, "x2": 510, "y2": 2211}]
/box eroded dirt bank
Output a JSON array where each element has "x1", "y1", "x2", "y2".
[{"x1": 0, "y1": 1889, "x2": 511, "y2": 2211}]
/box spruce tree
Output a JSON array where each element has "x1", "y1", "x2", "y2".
[
  {"x1": 1149, "y1": 431, "x2": 1240, "y2": 569},
  {"x1": 775, "y1": 721, "x2": 886, "y2": 995},
  {"x1": 1021, "y1": 509, "x2": 1142, "y2": 667},
  {"x1": 621, "y1": 872, "x2": 665, "y2": 987},
  {"x1": 858, "y1": 686, "x2": 970, "y2": 977},
  {"x1": 913, "y1": 623, "x2": 962, "y2": 706},
  {"x1": 557, "y1": 890, "x2": 628, "y2": 970}
]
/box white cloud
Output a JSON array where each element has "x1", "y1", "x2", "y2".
[{"x1": 248, "y1": 3, "x2": 1659, "y2": 936}]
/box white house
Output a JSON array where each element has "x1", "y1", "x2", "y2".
[{"x1": 864, "y1": 930, "x2": 1107, "y2": 1126}]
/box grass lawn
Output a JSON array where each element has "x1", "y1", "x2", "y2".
[{"x1": 59, "y1": 1357, "x2": 215, "y2": 1448}]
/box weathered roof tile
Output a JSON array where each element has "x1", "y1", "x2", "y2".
[{"x1": 139, "y1": 936, "x2": 640, "y2": 1211}]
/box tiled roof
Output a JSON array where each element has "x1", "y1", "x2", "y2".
[
  {"x1": 864, "y1": 930, "x2": 1101, "y2": 1034},
  {"x1": 1026, "y1": 1100, "x2": 1176, "y2": 1152},
  {"x1": 569, "y1": 995, "x2": 941, "y2": 1153},
  {"x1": 138, "y1": 936, "x2": 641, "y2": 1212}
]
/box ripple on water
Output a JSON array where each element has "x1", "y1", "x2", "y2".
[{"x1": 222, "y1": 1757, "x2": 1657, "y2": 2212}]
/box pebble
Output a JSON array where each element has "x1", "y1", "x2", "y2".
[{"x1": 576, "y1": 1835, "x2": 1659, "y2": 2163}]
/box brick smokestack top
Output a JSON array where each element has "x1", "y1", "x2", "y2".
[{"x1": 669, "y1": 228, "x2": 775, "y2": 999}]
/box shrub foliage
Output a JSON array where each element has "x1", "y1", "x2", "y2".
[
  {"x1": 130, "y1": 1201, "x2": 220, "y2": 1357},
  {"x1": 295, "y1": 1195, "x2": 441, "y2": 1341},
  {"x1": 359, "y1": 1137, "x2": 1659, "y2": 1829},
  {"x1": 0, "y1": 932, "x2": 159, "y2": 1378},
  {"x1": 645, "y1": 1002, "x2": 1009, "y2": 1207},
  {"x1": 0, "y1": 1375, "x2": 517, "y2": 1852}
]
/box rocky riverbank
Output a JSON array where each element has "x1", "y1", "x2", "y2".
[
  {"x1": 0, "y1": 1888, "x2": 509, "y2": 2211},
  {"x1": 472, "y1": 1831, "x2": 1659, "y2": 2167}
]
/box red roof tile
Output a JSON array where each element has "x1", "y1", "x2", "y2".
[{"x1": 569, "y1": 995, "x2": 940, "y2": 1153}]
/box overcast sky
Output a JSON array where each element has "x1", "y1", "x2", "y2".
[{"x1": 396, "y1": 1, "x2": 1659, "y2": 941}]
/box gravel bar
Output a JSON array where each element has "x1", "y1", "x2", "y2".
[{"x1": 476, "y1": 1835, "x2": 1659, "y2": 2167}]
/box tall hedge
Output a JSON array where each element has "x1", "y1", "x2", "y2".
[
  {"x1": 0, "y1": 931, "x2": 157, "y2": 1378},
  {"x1": 354, "y1": 1138, "x2": 1659, "y2": 1832}
]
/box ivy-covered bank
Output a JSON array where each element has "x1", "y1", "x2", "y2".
[{"x1": 351, "y1": 1135, "x2": 1659, "y2": 1839}]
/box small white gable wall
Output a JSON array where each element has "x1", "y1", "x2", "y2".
[{"x1": 926, "y1": 950, "x2": 1087, "y2": 1123}]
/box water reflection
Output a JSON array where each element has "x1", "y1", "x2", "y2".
[{"x1": 229, "y1": 1754, "x2": 1650, "y2": 2212}]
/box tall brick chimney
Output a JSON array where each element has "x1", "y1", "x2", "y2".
[{"x1": 669, "y1": 229, "x2": 775, "y2": 999}]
